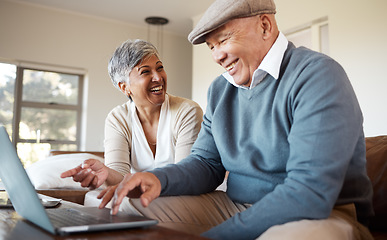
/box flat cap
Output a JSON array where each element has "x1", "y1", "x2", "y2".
[{"x1": 188, "y1": 0, "x2": 276, "y2": 45}]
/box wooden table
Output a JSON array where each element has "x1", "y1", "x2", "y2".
[{"x1": 0, "y1": 199, "x2": 208, "y2": 240}]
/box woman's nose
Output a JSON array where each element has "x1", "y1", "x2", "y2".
[{"x1": 152, "y1": 71, "x2": 163, "y2": 81}]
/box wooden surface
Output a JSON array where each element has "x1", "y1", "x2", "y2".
[
  {"x1": 49, "y1": 150, "x2": 105, "y2": 159},
  {"x1": 36, "y1": 189, "x2": 88, "y2": 205},
  {"x1": 0, "y1": 199, "x2": 208, "y2": 240}
]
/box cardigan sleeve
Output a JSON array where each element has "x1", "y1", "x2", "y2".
[
  {"x1": 169, "y1": 95, "x2": 204, "y2": 163},
  {"x1": 104, "y1": 102, "x2": 132, "y2": 176}
]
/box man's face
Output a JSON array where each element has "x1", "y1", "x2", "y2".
[{"x1": 205, "y1": 16, "x2": 268, "y2": 87}]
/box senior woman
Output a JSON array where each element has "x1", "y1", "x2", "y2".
[{"x1": 61, "y1": 39, "x2": 203, "y2": 192}]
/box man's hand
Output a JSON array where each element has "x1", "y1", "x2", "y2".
[
  {"x1": 60, "y1": 158, "x2": 108, "y2": 189},
  {"x1": 97, "y1": 172, "x2": 161, "y2": 215}
]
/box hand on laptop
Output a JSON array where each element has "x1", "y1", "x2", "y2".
[
  {"x1": 60, "y1": 159, "x2": 109, "y2": 190},
  {"x1": 97, "y1": 172, "x2": 161, "y2": 215}
]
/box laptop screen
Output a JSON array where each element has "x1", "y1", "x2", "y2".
[{"x1": 0, "y1": 126, "x2": 55, "y2": 233}]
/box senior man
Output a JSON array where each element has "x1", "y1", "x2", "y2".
[{"x1": 99, "y1": 0, "x2": 374, "y2": 239}]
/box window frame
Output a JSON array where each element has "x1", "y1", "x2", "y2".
[
  {"x1": 283, "y1": 16, "x2": 329, "y2": 55},
  {"x1": 9, "y1": 63, "x2": 85, "y2": 150}
]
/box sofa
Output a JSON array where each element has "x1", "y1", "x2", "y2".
[
  {"x1": 364, "y1": 136, "x2": 387, "y2": 240},
  {"x1": 29, "y1": 136, "x2": 387, "y2": 239}
]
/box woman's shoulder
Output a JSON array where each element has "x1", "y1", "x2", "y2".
[
  {"x1": 109, "y1": 101, "x2": 131, "y2": 113},
  {"x1": 168, "y1": 94, "x2": 203, "y2": 122},
  {"x1": 168, "y1": 94, "x2": 202, "y2": 111},
  {"x1": 106, "y1": 101, "x2": 132, "y2": 122}
]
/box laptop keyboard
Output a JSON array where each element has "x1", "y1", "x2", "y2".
[{"x1": 46, "y1": 208, "x2": 110, "y2": 227}]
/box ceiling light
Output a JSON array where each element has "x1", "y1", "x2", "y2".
[{"x1": 145, "y1": 17, "x2": 169, "y2": 56}]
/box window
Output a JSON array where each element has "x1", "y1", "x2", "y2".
[
  {"x1": 284, "y1": 17, "x2": 329, "y2": 55},
  {"x1": 0, "y1": 62, "x2": 84, "y2": 166}
]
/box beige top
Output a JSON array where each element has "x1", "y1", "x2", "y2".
[{"x1": 104, "y1": 94, "x2": 203, "y2": 176}]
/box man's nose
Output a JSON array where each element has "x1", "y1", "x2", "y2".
[{"x1": 212, "y1": 47, "x2": 226, "y2": 65}]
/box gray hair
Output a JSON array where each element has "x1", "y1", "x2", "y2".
[{"x1": 108, "y1": 39, "x2": 160, "y2": 89}]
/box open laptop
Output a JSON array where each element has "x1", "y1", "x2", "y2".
[{"x1": 0, "y1": 126, "x2": 158, "y2": 235}]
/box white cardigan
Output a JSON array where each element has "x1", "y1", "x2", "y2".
[{"x1": 103, "y1": 94, "x2": 203, "y2": 175}]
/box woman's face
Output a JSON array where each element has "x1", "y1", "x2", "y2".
[{"x1": 122, "y1": 54, "x2": 167, "y2": 108}]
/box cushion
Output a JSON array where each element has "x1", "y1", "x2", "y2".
[
  {"x1": 26, "y1": 153, "x2": 104, "y2": 190},
  {"x1": 365, "y1": 136, "x2": 387, "y2": 230}
]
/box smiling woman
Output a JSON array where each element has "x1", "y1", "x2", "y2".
[{"x1": 60, "y1": 39, "x2": 203, "y2": 195}]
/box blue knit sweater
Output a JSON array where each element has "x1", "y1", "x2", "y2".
[{"x1": 151, "y1": 43, "x2": 373, "y2": 240}]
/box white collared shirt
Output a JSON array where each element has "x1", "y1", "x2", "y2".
[
  {"x1": 222, "y1": 32, "x2": 289, "y2": 89},
  {"x1": 130, "y1": 94, "x2": 174, "y2": 173}
]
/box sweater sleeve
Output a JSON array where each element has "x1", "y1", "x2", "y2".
[
  {"x1": 151, "y1": 91, "x2": 226, "y2": 196},
  {"x1": 153, "y1": 52, "x2": 365, "y2": 239}
]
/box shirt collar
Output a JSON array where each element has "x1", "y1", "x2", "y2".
[{"x1": 222, "y1": 32, "x2": 288, "y2": 89}]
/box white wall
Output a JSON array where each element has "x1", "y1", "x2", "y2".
[
  {"x1": 0, "y1": 0, "x2": 193, "y2": 151},
  {"x1": 191, "y1": 0, "x2": 387, "y2": 137},
  {"x1": 191, "y1": 15, "x2": 224, "y2": 110}
]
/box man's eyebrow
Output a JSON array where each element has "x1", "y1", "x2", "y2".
[
  {"x1": 223, "y1": 31, "x2": 233, "y2": 38},
  {"x1": 212, "y1": 30, "x2": 233, "y2": 41}
]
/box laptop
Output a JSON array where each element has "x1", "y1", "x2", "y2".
[{"x1": 0, "y1": 126, "x2": 158, "y2": 235}]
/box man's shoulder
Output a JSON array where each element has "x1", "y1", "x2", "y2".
[
  {"x1": 207, "y1": 74, "x2": 232, "y2": 93},
  {"x1": 212, "y1": 74, "x2": 228, "y2": 84},
  {"x1": 286, "y1": 44, "x2": 336, "y2": 67},
  {"x1": 282, "y1": 44, "x2": 345, "y2": 84}
]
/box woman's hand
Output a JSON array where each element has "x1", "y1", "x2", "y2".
[
  {"x1": 97, "y1": 172, "x2": 161, "y2": 215},
  {"x1": 60, "y1": 158, "x2": 108, "y2": 189}
]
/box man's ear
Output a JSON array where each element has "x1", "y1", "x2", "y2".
[{"x1": 259, "y1": 14, "x2": 273, "y2": 40}]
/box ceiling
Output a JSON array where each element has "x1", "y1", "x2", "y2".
[{"x1": 15, "y1": 0, "x2": 215, "y2": 37}]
